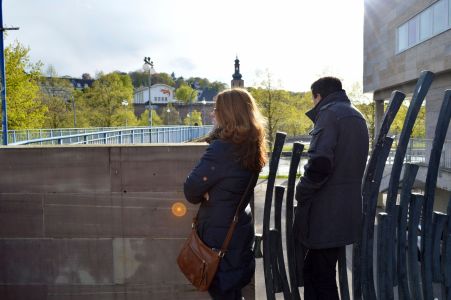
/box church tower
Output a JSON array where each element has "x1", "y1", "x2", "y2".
[{"x1": 231, "y1": 56, "x2": 244, "y2": 88}]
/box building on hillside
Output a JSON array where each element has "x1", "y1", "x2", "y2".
[
  {"x1": 364, "y1": 0, "x2": 451, "y2": 209},
  {"x1": 231, "y1": 56, "x2": 244, "y2": 88},
  {"x1": 133, "y1": 84, "x2": 176, "y2": 105}
]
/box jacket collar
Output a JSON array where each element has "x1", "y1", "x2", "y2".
[{"x1": 305, "y1": 90, "x2": 350, "y2": 122}]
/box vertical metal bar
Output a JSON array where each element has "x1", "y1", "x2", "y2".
[
  {"x1": 361, "y1": 136, "x2": 395, "y2": 300},
  {"x1": 432, "y1": 212, "x2": 446, "y2": 282},
  {"x1": 262, "y1": 132, "x2": 286, "y2": 300},
  {"x1": 422, "y1": 90, "x2": 451, "y2": 300},
  {"x1": 408, "y1": 194, "x2": 423, "y2": 300},
  {"x1": 384, "y1": 71, "x2": 434, "y2": 298},
  {"x1": 269, "y1": 229, "x2": 283, "y2": 293},
  {"x1": 338, "y1": 246, "x2": 350, "y2": 300},
  {"x1": 274, "y1": 185, "x2": 291, "y2": 298},
  {"x1": 356, "y1": 90, "x2": 405, "y2": 300},
  {"x1": 397, "y1": 163, "x2": 419, "y2": 300},
  {"x1": 286, "y1": 142, "x2": 304, "y2": 300},
  {"x1": 0, "y1": 0, "x2": 8, "y2": 145},
  {"x1": 377, "y1": 212, "x2": 389, "y2": 300},
  {"x1": 444, "y1": 195, "x2": 451, "y2": 300}
]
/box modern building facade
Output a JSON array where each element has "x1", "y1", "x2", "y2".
[{"x1": 364, "y1": 0, "x2": 451, "y2": 209}]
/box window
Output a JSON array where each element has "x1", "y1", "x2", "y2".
[
  {"x1": 420, "y1": 8, "x2": 432, "y2": 40},
  {"x1": 398, "y1": 23, "x2": 408, "y2": 52},
  {"x1": 433, "y1": 0, "x2": 448, "y2": 34},
  {"x1": 408, "y1": 16, "x2": 419, "y2": 46},
  {"x1": 397, "y1": 0, "x2": 451, "y2": 53}
]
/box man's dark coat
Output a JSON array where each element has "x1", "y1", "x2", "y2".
[{"x1": 294, "y1": 90, "x2": 369, "y2": 249}]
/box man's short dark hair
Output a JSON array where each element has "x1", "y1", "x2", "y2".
[{"x1": 311, "y1": 77, "x2": 342, "y2": 99}]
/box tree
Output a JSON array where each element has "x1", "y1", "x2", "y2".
[
  {"x1": 138, "y1": 110, "x2": 163, "y2": 126},
  {"x1": 388, "y1": 101, "x2": 426, "y2": 138},
  {"x1": 354, "y1": 102, "x2": 375, "y2": 141},
  {"x1": 81, "y1": 72, "x2": 134, "y2": 127},
  {"x1": 3, "y1": 41, "x2": 47, "y2": 129},
  {"x1": 40, "y1": 68, "x2": 78, "y2": 128},
  {"x1": 129, "y1": 71, "x2": 175, "y2": 88},
  {"x1": 183, "y1": 110, "x2": 202, "y2": 126},
  {"x1": 111, "y1": 108, "x2": 139, "y2": 127},
  {"x1": 278, "y1": 92, "x2": 312, "y2": 136},
  {"x1": 160, "y1": 104, "x2": 181, "y2": 125},
  {"x1": 176, "y1": 83, "x2": 198, "y2": 103},
  {"x1": 248, "y1": 70, "x2": 292, "y2": 146}
]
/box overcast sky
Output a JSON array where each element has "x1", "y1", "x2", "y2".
[{"x1": 4, "y1": 0, "x2": 364, "y2": 92}]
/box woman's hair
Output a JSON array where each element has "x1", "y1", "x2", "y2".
[{"x1": 210, "y1": 88, "x2": 267, "y2": 171}]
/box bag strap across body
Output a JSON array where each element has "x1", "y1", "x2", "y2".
[{"x1": 193, "y1": 173, "x2": 258, "y2": 258}]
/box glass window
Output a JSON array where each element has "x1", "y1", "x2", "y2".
[
  {"x1": 398, "y1": 23, "x2": 408, "y2": 52},
  {"x1": 449, "y1": 0, "x2": 451, "y2": 26},
  {"x1": 420, "y1": 7, "x2": 433, "y2": 40},
  {"x1": 408, "y1": 17, "x2": 419, "y2": 46},
  {"x1": 433, "y1": 0, "x2": 448, "y2": 34}
]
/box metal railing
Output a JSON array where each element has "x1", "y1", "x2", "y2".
[
  {"x1": 7, "y1": 126, "x2": 213, "y2": 146},
  {"x1": 385, "y1": 138, "x2": 451, "y2": 169}
]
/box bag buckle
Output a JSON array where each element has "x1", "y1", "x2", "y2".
[{"x1": 213, "y1": 248, "x2": 226, "y2": 258}]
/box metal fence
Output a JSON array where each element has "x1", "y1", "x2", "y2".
[
  {"x1": 7, "y1": 126, "x2": 213, "y2": 146},
  {"x1": 386, "y1": 138, "x2": 451, "y2": 169}
]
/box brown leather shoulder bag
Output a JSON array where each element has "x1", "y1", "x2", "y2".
[{"x1": 177, "y1": 174, "x2": 257, "y2": 291}]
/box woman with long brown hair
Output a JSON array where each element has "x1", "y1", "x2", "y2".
[{"x1": 184, "y1": 88, "x2": 267, "y2": 299}]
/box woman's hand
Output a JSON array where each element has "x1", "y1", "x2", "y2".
[{"x1": 204, "y1": 192, "x2": 209, "y2": 201}]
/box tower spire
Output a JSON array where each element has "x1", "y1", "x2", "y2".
[{"x1": 231, "y1": 56, "x2": 244, "y2": 88}]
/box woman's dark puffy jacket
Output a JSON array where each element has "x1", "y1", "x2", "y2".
[{"x1": 184, "y1": 139, "x2": 256, "y2": 292}]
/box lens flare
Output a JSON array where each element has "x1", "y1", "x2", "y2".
[{"x1": 171, "y1": 202, "x2": 187, "y2": 217}]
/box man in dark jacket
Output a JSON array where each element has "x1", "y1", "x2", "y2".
[{"x1": 293, "y1": 77, "x2": 369, "y2": 299}]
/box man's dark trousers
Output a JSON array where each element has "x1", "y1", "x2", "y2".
[{"x1": 303, "y1": 247, "x2": 340, "y2": 300}]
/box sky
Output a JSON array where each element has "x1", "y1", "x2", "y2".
[{"x1": 4, "y1": 0, "x2": 364, "y2": 92}]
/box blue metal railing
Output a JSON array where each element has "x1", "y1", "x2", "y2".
[
  {"x1": 7, "y1": 126, "x2": 213, "y2": 146},
  {"x1": 386, "y1": 138, "x2": 451, "y2": 169}
]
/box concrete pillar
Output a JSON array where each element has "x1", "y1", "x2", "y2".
[{"x1": 374, "y1": 99, "x2": 385, "y2": 140}]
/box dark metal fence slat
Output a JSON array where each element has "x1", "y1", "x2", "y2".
[
  {"x1": 432, "y1": 212, "x2": 447, "y2": 282},
  {"x1": 384, "y1": 71, "x2": 434, "y2": 299},
  {"x1": 356, "y1": 90, "x2": 405, "y2": 300},
  {"x1": 361, "y1": 136, "x2": 395, "y2": 300},
  {"x1": 444, "y1": 196, "x2": 451, "y2": 299},
  {"x1": 421, "y1": 90, "x2": 451, "y2": 300},
  {"x1": 408, "y1": 194, "x2": 423, "y2": 300},
  {"x1": 274, "y1": 186, "x2": 291, "y2": 298},
  {"x1": 377, "y1": 212, "x2": 389, "y2": 300},
  {"x1": 262, "y1": 132, "x2": 286, "y2": 300},
  {"x1": 397, "y1": 163, "x2": 419, "y2": 300},
  {"x1": 286, "y1": 142, "x2": 304, "y2": 300}
]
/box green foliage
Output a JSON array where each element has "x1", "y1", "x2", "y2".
[
  {"x1": 183, "y1": 110, "x2": 202, "y2": 126},
  {"x1": 160, "y1": 104, "x2": 181, "y2": 125},
  {"x1": 3, "y1": 41, "x2": 47, "y2": 129},
  {"x1": 40, "y1": 70, "x2": 78, "y2": 128},
  {"x1": 111, "y1": 107, "x2": 139, "y2": 127},
  {"x1": 129, "y1": 71, "x2": 175, "y2": 88},
  {"x1": 388, "y1": 101, "x2": 425, "y2": 138},
  {"x1": 80, "y1": 72, "x2": 134, "y2": 127},
  {"x1": 176, "y1": 83, "x2": 198, "y2": 103},
  {"x1": 355, "y1": 102, "x2": 375, "y2": 140},
  {"x1": 249, "y1": 70, "x2": 313, "y2": 146},
  {"x1": 138, "y1": 109, "x2": 163, "y2": 126}
]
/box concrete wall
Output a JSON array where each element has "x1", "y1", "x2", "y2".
[{"x1": 0, "y1": 145, "x2": 251, "y2": 300}]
